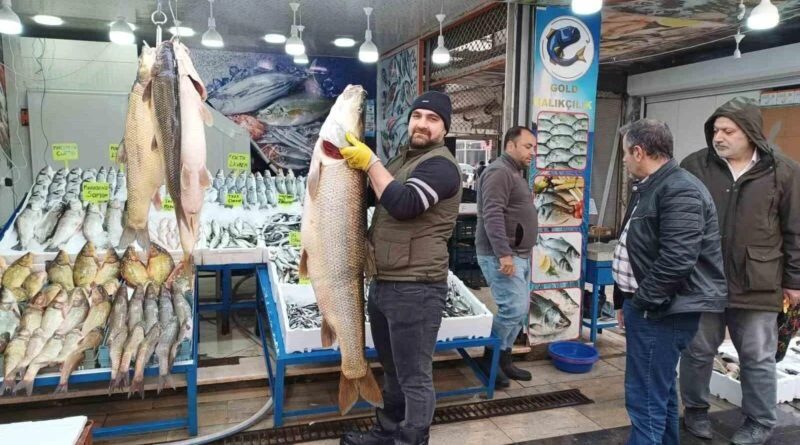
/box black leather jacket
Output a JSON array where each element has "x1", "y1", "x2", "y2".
[{"x1": 621, "y1": 160, "x2": 727, "y2": 319}]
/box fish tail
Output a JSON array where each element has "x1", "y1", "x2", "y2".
[
  {"x1": 13, "y1": 378, "x2": 34, "y2": 396},
  {"x1": 576, "y1": 46, "x2": 586, "y2": 62},
  {"x1": 338, "y1": 371, "x2": 384, "y2": 415},
  {"x1": 54, "y1": 382, "x2": 69, "y2": 394},
  {"x1": 0, "y1": 376, "x2": 16, "y2": 395},
  {"x1": 157, "y1": 375, "x2": 167, "y2": 394},
  {"x1": 129, "y1": 377, "x2": 144, "y2": 399},
  {"x1": 118, "y1": 227, "x2": 151, "y2": 251}
]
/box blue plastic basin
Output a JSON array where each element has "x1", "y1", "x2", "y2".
[{"x1": 548, "y1": 341, "x2": 599, "y2": 374}]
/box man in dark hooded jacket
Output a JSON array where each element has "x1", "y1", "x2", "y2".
[{"x1": 679, "y1": 97, "x2": 800, "y2": 445}]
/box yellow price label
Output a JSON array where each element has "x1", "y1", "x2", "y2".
[
  {"x1": 163, "y1": 196, "x2": 175, "y2": 211},
  {"x1": 226, "y1": 193, "x2": 244, "y2": 207},
  {"x1": 278, "y1": 194, "x2": 295, "y2": 206},
  {"x1": 109, "y1": 144, "x2": 120, "y2": 162},
  {"x1": 299, "y1": 277, "x2": 311, "y2": 285},
  {"x1": 52, "y1": 143, "x2": 79, "y2": 161},
  {"x1": 227, "y1": 153, "x2": 250, "y2": 171},
  {"x1": 289, "y1": 231, "x2": 301, "y2": 247},
  {"x1": 81, "y1": 182, "x2": 110, "y2": 203}
]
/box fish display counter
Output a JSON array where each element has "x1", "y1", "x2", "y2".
[{"x1": 0, "y1": 241, "x2": 199, "y2": 437}]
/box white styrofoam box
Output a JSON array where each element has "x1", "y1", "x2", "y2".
[
  {"x1": 710, "y1": 369, "x2": 797, "y2": 407},
  {"x1": 199, "y1": 247, "x2": 266, "y2": 266},
  {"x1": 439, "y1": 273, "x2": 493, "y2": 341},
  {"x1": 267, "y1": 262, "x2": 375, "y2": 353}
]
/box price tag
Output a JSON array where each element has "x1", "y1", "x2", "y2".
[
  {"x1": 81, "y1": 182, "x2": 110, "y2": 203},
  {"x1": 227, "y1": 153, "x2": 250, "y2": 171},
  {"x1": 289, "y1": 231, "x2": 301, "y2": 247},
  {"x1": 226, "y1": 193, "x2": 244, "y2": 207},
  {"x1": 299, "y1": 277, "x2": 311, "y2": 285},
  {"x1": 109, "y1": 144, "x2": 120, "y2": 162},
  {"x1": 163, "y1": 196, "x2": 175, "y2": 211},
  {"x1": 278, "y1": 194, "x2": 295, "y2": 206},
  {"x1": 52, "y1": 143, "x2": 79, "y2": 164}
]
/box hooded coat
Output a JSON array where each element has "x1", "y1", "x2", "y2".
[{"x1": 681, "y1": 97, "x2": 800, "y2": 312}]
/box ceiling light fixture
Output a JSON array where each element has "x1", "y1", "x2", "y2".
[
  {"x1": 571, "y1": 0, "x2": 603, "y2": 15},
  {"x1": 33, "y1": 15, "x2": 64, "y2": 26},
  {"x1": 202, "y1": 0, "x2": 224, "y2": 47},
  {"x1": 264, "y1": 33, "x2": 286, "y2": 44},
  {"x1": 431, "y1": 13, "x2": 450, "y2": 65},
  {"x1": 294, "y1": 24, "x2": 309, "y2": 64},
  {"x1": 747, "y1": 0, "x2": 780, "y2": 30},
  {"x1": 334, "y1": 37, "x2": 356, "y2": 48},
  {"x1": 108, "y1": 20, "x2": 137, "y2": 31},
  {"x1": 168, "y1": 26, "x2": 195, "y2": 37},
  {"x1": 109, "y1": 17, "x2": 135, "y2": 44},
  {"x1": 285, "y1": 2, "x2": 305, "y2": 56},
  {"x1": 358, "y1": 7, "x2": 379, "y2": 63},
  {"x1": 0, "y1": 0, "x2": 22, "y2": 35}
]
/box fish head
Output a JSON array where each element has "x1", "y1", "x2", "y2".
[
  {"x1": 103, "y1": 248, "x2": 120, "y2": 264},
  {"x1": 123, "y1": 245, "x2": 139, "y2": 262},
  {"x1": 316, "y1": 84, "x2": 366, "y2": 162},
  {"x1": 54, "y1": 250, "x2": 70, "y2": 265},
  {"x1": 152, "y1": 41, "x2": 177, "y2": 79},
  {"x1": 79, "y1": 241, "x2": 97, "y2": 258},
  {"x1": 53, "y1": 289, "x2": 69, "y2": 305},
  {"x1": 15, "y1": 328, "x2": 31, "y2": 341},
  {"x1": 558, "y1": 26, "x2": 581, "y2": 45},
  {"x1": 68, "y1": 199, "x2": 82, "y2": 211},
  {"x1": 114, "y1": 284, "x2": 128, "y2": 303},
  {"x1": 132, "y1": 284, "x2": 146, "y2": 301},
  {"x1": 29, "y1": 291, "x2": 47, "y2": 308},
  {"x1": 145, "y1": 282, "x2": 159, "y2": 300},
  {"x1": 15, "y1": 252, "x2": 33, "y2": 268},
  {"x1": 102, "y1": 279, "x2": 120, "y2": 296}
]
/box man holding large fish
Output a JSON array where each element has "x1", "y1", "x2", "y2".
[{"x1": 332, "y1": 91, "x2": 462, "y2": 445}]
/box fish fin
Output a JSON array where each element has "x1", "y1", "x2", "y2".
[
  {"x1": 117, "y1": 139, "x2": 127, "y2": 163},
  {"x1": 306, "y1": 155, "x2": 321, "y2": 199},
  {"x1": 338, "y1": 373, "x2": 359, "y2": 416},
  {"x1": 364, "y1": 239, "x2": 376, "y2": 282},
  {"x1": 576, "y1": 46, "x2": 586, "y2": 62},
  {"x1": 359, "y1": 371, "x2": 384, "y2": 409},
  {"x1": 298, "y1": 250, "x2": 309, "y2": 279},
  {"x1": 200, "y1": 169, "x2": 212, "y2": 189},
  {"x1": 322, "y1": 140, "x2": 344, "y2": 160},
  {"x1": 200, "y1": 104, "x2": 214, "y2": 126},
  {"x1": 320, "y1": 318, "x2": 336, "y2": 348},
  {"x1": 180, "y1": 165, "x2": 192, "y2": 191},
  {"x1": 151, "y1": 136, "x2": 159, "y2": 152}
]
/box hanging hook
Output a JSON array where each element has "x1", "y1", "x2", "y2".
[{"x1": 152, "y1": 0, "x2": 168, "y2": 44}]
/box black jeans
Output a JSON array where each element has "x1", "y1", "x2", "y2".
[{"x1": 368, "y1": 279, "x2": 447, "y2": 431}]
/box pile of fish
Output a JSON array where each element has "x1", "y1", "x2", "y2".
[
  {"x1": 207, "y1": 168, "x2": 305, "y2": 209},
  {"x1": 443, "y1": 280, "x2": 477, "y2": 318},
  {"x1": 286, "y1": 302, "x2": 322, "y2": 330},
  {"x1": 118, "y1": 39, "x2": 212, "y2": 266},
  {"x1": 12, "y1": 166, "x2": 127, "y2": 251},
  {"x1": 106, "y1": 273, "x2": 193, "y2": 398},
  {"x1": 535, "y1": 112, "x2": 589, "y2": 170},
  {"x1": 268, "y1": 246, "x2": 301, "y2": 283},
  {"x1": 261, "y1": 213, "x2": 301, "y2": 247},
  {"x1": 0, "y1": 240, "x2": 193, "y2": 397},
  {"x1": 199, "y1": 218, "x2": 262, "y2": 250}
]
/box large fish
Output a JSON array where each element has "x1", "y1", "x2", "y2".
[
  {"x1": 73, "y1": 242, "x2": 99, "y2": 288},
  {"x1": 257, "y1": 92, "x2": 333, "y2": 127},
  {"x1": 55, "y1": 288, "x2": 89, "y2": 335},
  {"x1": 174, "y1": 42, "x2": 212, "y2": 261},
  {"x1": 15, "y1": 201, "x2": 43, "y2": 250},
  {"x1": 130, "y1": 324, "x2": 160, "y2": 399},
  {"x1": 1, "y1": 328, "x2": 30, "y2": 393},
  {"x1": 115, "y1": 322, "x2": 144, "y2": 390},
  {"x1": 121, "y1": 246, "x2": 149, "y2": 287},
  {"x1": 155, "y1": 316, "x2": 178, "y2": 394},
  {"x1": 94, "y1": 248, "x2": 121, "y2": 285},
  {"x1": 105, "y1": 199, "x2": 125, "y2": 248},
  {"x1": 208, "y1": 71, "x2": 303, "y2": 115},
  {"x1": 82, "y1": 287, "x2": 111, "y2": 337},
  {"x1": 47, "y1": 200, "x2": 84, "y2": 251},
  {"x1": 127, "y1": 285, "x2": 145, "y2": 333},
  {"x1": 119, "y1": 45, "x2": 162, "y2": 251},
  {"x1": 46, "y1": 250, "x2": 74, "y2": 291},
  {"x1": 146, "y1": 243, "x2": 174, "y2": 287},
  {"x1": 41, "y1": 291, "x2": 68, "y2": 338},
  {"x1": 16, "y1": 333, "x2": 64, "y2": 395},
  {"x1": 22, "y1": 271, "x2": 47, "y2": 301},
  {"x1": 0, "y1": 289, "x2": 20, "y2": 338},
  {"x1": 3, "y1": 253, "x2": 33, "y2": 289},
  {"x1": 299, "y1": 84, "x2": 382, "y2": 414}
]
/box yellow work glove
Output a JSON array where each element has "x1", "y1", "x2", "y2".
[{"x1": 341, "y1": 132, "x2": 380, "y2": 172}]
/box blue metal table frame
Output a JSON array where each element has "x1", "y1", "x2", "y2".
[
  {"x1": 254, "y1": 266, "x2": 501, "y2": 427},
  {"x1": 580, "y1": 258, "x2": 617, "y2": 345},
  {"x1": 0, "y1": 282, "x2": 201, "y2": 439},
  {"x1": 196, "y1": 262, "x2": 259, "y2": 334}
]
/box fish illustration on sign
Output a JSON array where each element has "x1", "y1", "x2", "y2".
[{"x1": 546, "y1": 26, "x2": 586, "y2": 67}]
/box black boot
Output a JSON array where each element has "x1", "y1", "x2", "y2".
[
  {"x1": 500, "y1": 348, "x2": 531, "y2": 381},
  {"x1": 477, "y1": 347, "x2": 509, "y2": 389},
  {"x1": 394, "y1": 425, "x2": 430, "y2": 445},
  {"x1": 340, "y1": 409, "x2": 399, "y2": 445}
]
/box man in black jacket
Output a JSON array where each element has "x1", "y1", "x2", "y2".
[
  {"x1": 679, "y1": 97, "x2": 800, "y2": 445},
  {"x1": 613, "y1": 119, "x2": 727, "y2": 445}
]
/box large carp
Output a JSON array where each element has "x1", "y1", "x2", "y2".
[
  {"x1": 118, "y1": 44, "x2": 161, "y2": 250},
  {"x1": 299, "y1": 84, "x2": 382, "y2": 415}
]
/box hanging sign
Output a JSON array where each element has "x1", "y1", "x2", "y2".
[{"x1": 528, "y1": 6, "x2": 601, "y2": 346}]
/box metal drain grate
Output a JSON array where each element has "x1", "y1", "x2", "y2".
[{"x1": 219, "y1": 389, "x2": 592, "y2": 444}]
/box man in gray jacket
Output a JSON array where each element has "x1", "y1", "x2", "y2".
[{"x1": 475, "y1": 126, "x2": 538, "y2": 388}]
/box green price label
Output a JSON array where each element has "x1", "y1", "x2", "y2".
[
  {"x1": 163, "y1": 196, "x2": 175, "y2": 211},
  {"x1": 109, "y1": 144, "x2": 119, "y2": 162},
  {"x1": 227, "y1": 193, "x2": 244, "y2": 207},
  {"x1": 52, "y1": 143, "x2": 79, "y2": 161},
  {"x1": 81, "y1": 182, "x2": 110, "y2": 203},
  {"x1": 278, "y1": 194, "x2": 295, "y2": 206},
  {"x1": 299, "y1": 277, "x2": 311, "y2": 285},
  {"x1": 227, "y1": 153, "x2": 250, "y2": 171},
  {"x1": 289, "y1": 231, "x2": 301, "y2": 247}
]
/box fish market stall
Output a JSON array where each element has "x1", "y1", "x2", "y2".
[
  {"x1": 0, "y1": 243, "x2": 200, "y2": 439},
  {"x1": 254, "y1": 265, "x2": 501, "y2": 426}
]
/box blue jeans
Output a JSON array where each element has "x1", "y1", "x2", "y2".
[
  {"x1": 623, "y1": 299, "x2": 701, "y2": 445},
  {"x1": 477, "y1": 255, "x2": 531, "y2": 350}
]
